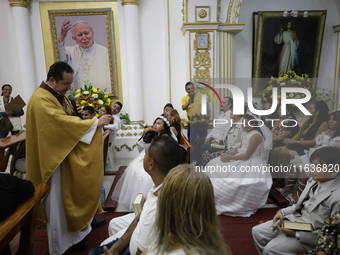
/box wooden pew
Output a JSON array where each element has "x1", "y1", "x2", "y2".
[
  {"x1": 178, "y1": 133, "x2": 192, "y2": 164},
  {"x1": 0, "y1": 183, "x2": 50, "y2": 255},
  {"x1": 103, "y1": 129, "x2": 111, "y2": 172},
  {"x1": 0, "y1": 132, "x2": 26, "y2": 173}
]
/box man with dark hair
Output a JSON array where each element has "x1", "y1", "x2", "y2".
[
  {"x1": 182, "y1": 82, "x2": 208, "y2": 144},
  {"x1": 253, "y1": 147, "x2": 340, "y2": 255},
  {"x1": 161, "y1": 103, "x2": 174, "y2": 116},
  {"x1": 90, "y1": 136, "x2": 185, "y2": 255},
  {"x1": 106, "y1": 102, "x2": 123, "y2": 168},
  {"x1": 26, "y1": 61, "x2": 112, "y2": 255},
  {"x1": 82, "y1": 105, "x2": 96, "y2": 120},
  {"x1": 106, "y1": 102, "x2": 123, "y2": 141}
]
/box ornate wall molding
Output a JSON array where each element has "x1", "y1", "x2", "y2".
[
  {"x1": 226, "y1": 0, "x2": 234, "y2": 23},
  {"x1": 192, "y1": 32, "x2": 212, "y2": 117},
  {"x1": 193, "y1": 33, "x2": 211, "y2": 79},
  {"x1": 121, "y1": 0, "x2": 139, "y2": 7},
  {"x1": 181, "y1": 0, "x2": 185, "y2": 22},
  {"x1": 9, "y1": 0, "x2": 29, "y2": 8},
  {"x1": 216, "y1": 0, "x2": 221, "y2": 22},
  {"x1": 233, "y1": 0, "x2": 242, "y2": 23},
  {"x1": 115, "y1": 143, "x2": 139, "y2": 152}
]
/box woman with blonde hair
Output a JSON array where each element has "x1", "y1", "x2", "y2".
[
  {"x1": 143, "y1": 164, "x2": 231, "y2": 255},
  {"x1": 167, "y1": 109, "x2": 182, "y2": 142}
]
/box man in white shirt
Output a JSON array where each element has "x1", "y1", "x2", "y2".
[
  {"x1": 88, "y1": 136, "x2": 185, "y2": 255},
  {"x1": 204, "y1": 97, "x2": 232, "y2": 143},
  {"x1": 58, "y1": 20, "x2": 111, "y2": 91}
]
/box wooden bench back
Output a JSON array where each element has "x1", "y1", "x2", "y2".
[
  {"x1": 103, "y1": 129, "x2": 111, "y2": 171},
  {"x1": 0, "y1": 183, "x2": 49, "y2": 255},
  {"x1": 179, "y1": 133, "x2": 192, "y2": 164}
]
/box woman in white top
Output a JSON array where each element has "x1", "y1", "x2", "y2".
[
  {"x1": 0, "y1": 84, "x2": 24, "y2": 139},
  {"x1": 206, "y1": 114, "x2": 273, "y2": 217},
  {"x1": 142, "y1": 164, "x2": 231, "y2": 255}
]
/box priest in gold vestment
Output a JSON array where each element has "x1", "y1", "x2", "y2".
[{"x1": 26, "y1": 62, "x2": 112, "y2": 255}]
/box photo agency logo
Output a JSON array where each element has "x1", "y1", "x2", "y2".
[{"x1": 197, "y1": 82, "x2": 312, "y2": 128}]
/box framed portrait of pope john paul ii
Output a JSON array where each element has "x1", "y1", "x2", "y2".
[
  {"x1": 40, "y1": 2, "x2": 122, "y2": 99},
  {"x1": 252, "y1": 10, "x2": 327, "y2": 96}
]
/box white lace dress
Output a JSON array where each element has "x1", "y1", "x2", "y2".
[
  {"x1": 111, "y1": 149, "x2": 153, "y2": 211},
  {"x1": 290, "y1": 130, "x2": 340, "y2": 176},
  {"x1": 206, "y1": 130, "x2": 272, "y2": 217}
]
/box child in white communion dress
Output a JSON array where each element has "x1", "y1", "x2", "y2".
[{"x1": 205, "y1": 114, "x2": 273, "y2": 217}]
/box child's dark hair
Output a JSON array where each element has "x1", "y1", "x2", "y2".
[
  {"x1": 310, "y1": 147, "x2": 340, "y2": 167},
  {"x1": 163, "y1": 103, "x2": 174, "y2": 110},
  {"x1": 153, "y1": 117, "x2": 171, "y2": 137},
  {"x1": 83, "y1": 106, "x2": 95, "y2": 114}
]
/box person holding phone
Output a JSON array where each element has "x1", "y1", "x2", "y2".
[{"x1": 181, "y1": 82, "x2": 208, "y2": 144}]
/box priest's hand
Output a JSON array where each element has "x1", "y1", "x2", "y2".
[
  {"x1": 58, "y1": 19, "x2": 72, "y2": 43},
  {"x1": 76, "y1": 104, "x2": 83, "y2": 116},
  {"x1": 98, "y1": 115, "x2": 113, "y2": 128}
]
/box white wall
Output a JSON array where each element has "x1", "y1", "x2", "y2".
[
  {"x1": 1, "y1": 0, "x2": 340, "y2": 125},
  {"x1": 0, "y1": 1, "x2": 22, "y2": 101}
]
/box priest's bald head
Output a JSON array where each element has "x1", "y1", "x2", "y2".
[{"x1": 46, "y1": 61, "x2": 74, "y2": 96}]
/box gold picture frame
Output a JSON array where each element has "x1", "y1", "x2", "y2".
[
  {"x1": 40, "y1": 2, "x2": 122, "y2": 100},
  {"x1": 252, "y1": 10, "x2": 327, "y2": 96}
]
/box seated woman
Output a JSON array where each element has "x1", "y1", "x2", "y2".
[
  {"x1": 111, "y1": 116, "x2": 176, "y2": 211},
  {"x1": 167, "y1": 109, "x2": 182, "y2": 142},
  {"x1": 200, "y1": 107, "x2": 244, "y2": 166},
  {"x1": 137, "y1": 164, "x2": 231, "y2": 255},
  {"x1": 281, "y1": 111, "x2": 340, "y2": 204},
  {"x1": 271, "y1": 100, "x2": 329, "y2": 193},
  {"x1": 206, "y1": 114, "x2": 273, "y2": 217},
  {"x1": 271, "y1": 104, "x2": 299, "y2": 148}
]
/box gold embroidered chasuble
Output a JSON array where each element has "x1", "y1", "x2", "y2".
[{"x1": 26, "y1": 86, "x2": 103, "y2": 232}]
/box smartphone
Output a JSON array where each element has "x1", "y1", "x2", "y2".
[{"x1": 139, "y1": 123, "x2": 146, "y2": 128}]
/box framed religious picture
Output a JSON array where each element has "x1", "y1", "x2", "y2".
[
  {"x1": 40, "y1": 2, "x2": 122, "y2": 98},
  {"x1": 252, "y1": 10, "x2": 327, "y2": 96}
]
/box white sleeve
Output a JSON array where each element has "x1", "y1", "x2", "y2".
[
  {"x1": 80, "y1": 120, "x2": 99, "y2": 144},
  {"x1": 58, "y1": 41, "x2": 67, "y2": 62},
  {"x1": 104, "y1": 117, "x2": 121, "y2": 131}
]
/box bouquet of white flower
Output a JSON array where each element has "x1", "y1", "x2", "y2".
[{"x1": 315, "y1": 88, "x2": 334, "y2": 102}]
